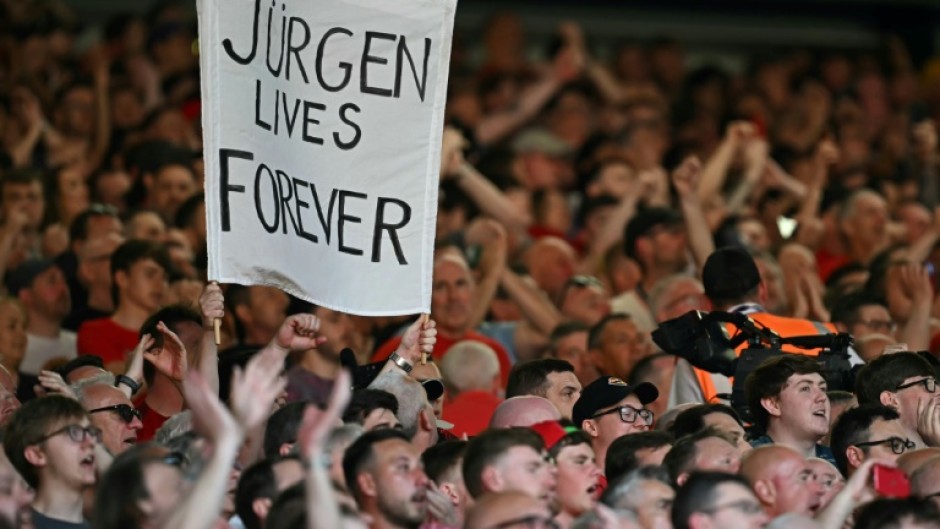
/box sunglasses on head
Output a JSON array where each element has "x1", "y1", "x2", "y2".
[{"x1": 88, "y1": 404, "x2": 142, "y2": 424}]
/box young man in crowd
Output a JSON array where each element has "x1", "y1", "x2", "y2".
[
  {"x1": 530, "y1": 421, "x2": 602, "y2": 527},
  {"x1": 573, "y1": 376, "x2": 658, "y2": 470},
  {"x1": 506, "y1": 358, "x2": 581, "y2": 420},
  {"x1": 461, "y1": 427, "x2": 556, "y2": 509},
  {"x1": 830, "y1": 404, "x2": 917, "y2": 477},
  {"x1": 4, "y1": 395, "x2": 98, "y2": 529},
  {"x1": 744, "y1": 355, "x2": 836, "y2": 463},
  {"x1": 854, "y1": 351, "x2": 940, "y2": 447},
  {"x1": 343, "y1": 429, "x2": 430, "y2": 529},
  {"x1": 7, "y1": 260, "x2": 75, "y2": 379},
  {"x1": 77, "y1": 239, "x2": 172, "y2": 373},
  {"x1": 663, "y1": 428, "x2": 742, "y2": 486}
]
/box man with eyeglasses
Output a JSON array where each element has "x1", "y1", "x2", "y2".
[
  {"x1": 572, "y1": 376, "x2": 658, "y2": 470},
  {"x1": 75, "y1": 381, "x2": 143, "y2": 455},
  {"x1": 4, "y1": 395, "x2": 100, "y2": 529},
  {"x1": 855, "y1": 352, "x2": 940, "y2": 447},
  {"x1": 671, "y1": 472, "x2": 769, "y2": 529},
  {"x1": 830, "y1": 404, "x2": 916, "y2": 478}
]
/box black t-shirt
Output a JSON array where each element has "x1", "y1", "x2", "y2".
[{"x1": 30, "y1": 508, "x2": 90, "y2": 529}]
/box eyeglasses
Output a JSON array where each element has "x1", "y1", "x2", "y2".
[
  {"x1": 486, "y1": 514, "x2": 560, "y2": 529},
  {"x1": 88, "y1": 404, "x2": 142, "y2": 424},
  {"x1": 591, "y1": 405, "x2": 654, "y2": 426},
  {"x1": 895, "y1": 378, "x2": 937, "y2": 394},
  {"x1": 700, "y1": 499, "x2": 765, "y2": 516},
  {"x1": 35, "y1": 424, "x2": 102, "y2": 444},
  {"x1": 854, "y1": 436, "x2": 916, "y2": 455}
]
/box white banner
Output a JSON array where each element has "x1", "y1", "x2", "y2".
[{"x1": 198, "y1": 0, "x2": 456, "y2": 315}]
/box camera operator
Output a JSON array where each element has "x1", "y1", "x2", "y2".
[{"x1": 672, "y1": 247, "x2": 849, "y2": 407}]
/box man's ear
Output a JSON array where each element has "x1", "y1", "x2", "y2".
[
  {"x1": 480, "y1": 466, "x2": 502, "y2": 494},
  {"x1": 114, "y1": 269, "x2": 129, "y2": 292},
  {"x1": 846, "y1": 446, "x2": 865, "y2": 471},
  {"x1": 419, "y1": 408, "x2": 435, "y2": 433},
  {"x1": 252, "y1": 498, "x2": 273, "y2": 522},
  {"x1": 357, "y1": 472, "x2": 378, "y2": 499},
  {"x1": 879, "y1": 390, "x2": 898, "y2": 409},
  {"x1": 676, "y1": 472, "x2": 690, "y2": 487},
  {"x1": 634, "y1": 238, "x2": 652, "y2": 262},
  {"x1": 760, "y1": 396, "x2": 782, "y2": 418},
  {"x1": 581, "y1": 419, "x2": 599, "y2": 438},
  {"x1": 438, "y1": 482, "x2": 460, "y2": 505},
  {"x1": 23, "y1": 445, "x2": 45, "y2": 468},
  {"x1": 688, "y1": 511, "x2": 714, "y2": 529},
  {"x1": 752, "y1": 479, "x2": 775, "y2": 506}
]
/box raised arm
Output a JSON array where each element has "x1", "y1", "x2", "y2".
[
  {"x1": 464, "y1": 219, "x2": 508, "y2": 330},
  {"x1": 198, "y1": 282, "x2": 224, "y2": 396},
  {"x1": 699, "y1": 121, "x2": 755, "y2": 202},
  {"x1": 440, "y1": 128, "x2": 533, "y2": 234},
  {"x1": 672, "y1": 156, "x2": 714, "y2": 274},
  {"x1": 474, "y1": 49, "x2": 579, "y2": 146}
]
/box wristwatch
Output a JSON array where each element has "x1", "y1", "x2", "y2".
[
  {"x1": 389, "y1": 352, "x2": 413, "y2": 373},
  {"x1": 115, "y1": 374, "x2": 141, "y2": 394}
]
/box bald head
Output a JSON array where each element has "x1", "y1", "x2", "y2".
[
  {"x1": 441, "y1": 341, "x2": 500, "y2": 395},
  {"x1": 79, "y1": 383, "x2": 142, "y2": 455},
  {"x1": 741, "y1": 446, "x2": 822, "y2": 517},
  {"x1": 464, "y1": 491, "x2": 551, "y2": 529},
  {"x1": 489, "y1": 396, "x2": 561, "y2": 429}
]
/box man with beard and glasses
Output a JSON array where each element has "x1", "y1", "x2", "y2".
[{"x1": 343, "y1": 429, "x2": 430, "y2": 529}]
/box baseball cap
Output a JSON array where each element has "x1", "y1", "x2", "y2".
[
  {"x1": 572, "y1": 377, "x2": 659, "y2": 427},
  {"x1": 4, "y1": 259, "x2": 57, "y2": 296},
  {"x1": 530, "y1": 420, "x2": 579, "y2": 452},
  {"x1": 623, "y1": 207, "x2": 684, "y2": 259},
  {"x1": 702, "y1": 246, "x2": 761, "y2": 301}
]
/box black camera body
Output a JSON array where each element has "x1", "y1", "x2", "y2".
[{"x1": 652, "y1": 310, "x2": 854, "y2": 422}]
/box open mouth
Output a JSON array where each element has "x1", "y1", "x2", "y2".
[
  {"x1": 80, "y1": 454, "x2": 95, "y2": 468},
  {"x1": 812, "y1": 409, "x2": 827, "y2": 418},
  {"x1": 123, "y1": 437, "x2": 137, "y2": 446}
]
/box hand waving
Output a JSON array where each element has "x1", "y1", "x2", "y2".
[
  {"x1": 230, "y1": 348, "x2": 287, "y2": 432},
  {"x1": 143, "y1": 321, "x2": 188, "y2": 381}
]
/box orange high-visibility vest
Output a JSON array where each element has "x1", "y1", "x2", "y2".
[{"x1": 694, "y1": 312, "x2": 838, "y2": 403}]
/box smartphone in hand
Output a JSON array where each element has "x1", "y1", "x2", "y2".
[{"x1": 872, "y1": 464, "x2": 910, "y2": 498}]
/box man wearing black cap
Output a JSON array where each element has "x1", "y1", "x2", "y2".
[
  {"x1": 672, "y1": 246, "x2": 840, "y2": 406},
  {"x1": 612, "y1": 207, "x2": 689, "y2": 335},
  {"x1": 6, "y1": 259, "x2": 76, "y2": 382},
  {"x1": 572, "y1": 376, "x2": 659, "y2": 470}
]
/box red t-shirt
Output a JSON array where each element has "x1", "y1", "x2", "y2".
[
  {"x1": 135, "y1": 398, "x2": 169, "y2": 443},
  {"x1": 371, "y1": 330, "x2": 512, "y2": 388},
  {"x1": 442, "y1": 390, "x2": 502, "y2": 438},
  {"x1": 77, "y1": 317, "x2": 139, "y2": 366}
]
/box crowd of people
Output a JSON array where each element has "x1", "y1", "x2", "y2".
[{"x1": 1, "y1": 0, "x2": 940, "y2": 528}]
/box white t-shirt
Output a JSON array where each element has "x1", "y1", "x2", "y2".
[{"x1": 23, "y1": 331, "x2": 77, "y2": 375}]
